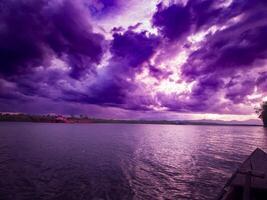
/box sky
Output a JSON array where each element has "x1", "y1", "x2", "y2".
[{"x1": 0, "y1": 0, "x2": 266, "y2": 121}]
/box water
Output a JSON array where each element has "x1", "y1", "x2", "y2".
[{"x1": 0, "y1": 122, "x2": 267, "y2": 200}]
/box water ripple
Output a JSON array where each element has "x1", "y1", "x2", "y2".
[{"x1": 0, "y1": 123, "x2": 267, "y2": 200}]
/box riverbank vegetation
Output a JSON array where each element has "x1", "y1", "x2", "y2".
[{"x1": 256, "y1": 101, "x2": 267, "y2": 127}]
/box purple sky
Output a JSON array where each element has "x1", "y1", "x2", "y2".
[{"x1": 0, "y1": 0, "x2": 266, "y2": 120}]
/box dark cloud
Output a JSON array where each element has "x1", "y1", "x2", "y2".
[
  {"x1": 151, "y1": 0, "x2": 226, "y2": 40},
  {"x1": 152, "y1": 3, "x2": 191, "y2": 41},
  {"x1": 88, "y1": 79, "x2": 128, "y2": 105},
  {"x1": 214, "y1": 27, "x2": 267, "y2": 68},
  {"x1": 182, "y1": 26, "x2": 267, "y2": 81},
  {"x1": 0, "y1": 0, "x2": 105, "y2": 78},
  {"x1": 61, "y1": 76, "x2": 129, "y2": 106},
  {"x1": 111, "y1": 30, "x2": 160, "y2": 69},
  {"x1": 182, "y1": 25, "x2": 267, "y2": 79},
  {"x1": 188, "y1": 0, "x2": 221, "y2": 29}
]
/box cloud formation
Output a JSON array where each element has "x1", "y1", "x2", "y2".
[
  {"x1": 0, "y1": 0, "x2": 266, "y2": 118},
  {"x1": 0, "y1": 0, "x2": 105, "y2": 78}
]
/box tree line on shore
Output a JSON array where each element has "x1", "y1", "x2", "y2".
[{"x1": 256, "y1": 101, "x2": 267, "y2": 127}]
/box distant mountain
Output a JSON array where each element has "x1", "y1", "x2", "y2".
[{"x1": 187, "y1": 119, "x2": 262, "y2": 126}]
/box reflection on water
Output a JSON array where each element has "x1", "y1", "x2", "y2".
[{"x1": 0, "y1": 123, "x2": 267, "y2": 200}]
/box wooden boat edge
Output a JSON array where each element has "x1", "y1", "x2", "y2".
[{"x1": 216, "y1": 148, "x2": 267, "y2": 200}]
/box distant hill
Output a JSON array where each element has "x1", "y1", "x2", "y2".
[{"x1": 187, "y1": 119, "x2": 262, "y2": 126}]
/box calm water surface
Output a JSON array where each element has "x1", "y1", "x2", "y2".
[{"x1": 0, "y1": 122, "x2": 267, "y2": 200}]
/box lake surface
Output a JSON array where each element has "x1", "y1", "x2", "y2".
[{"x1": 0, "y1": 122, "x2": 267, "y2": 200}]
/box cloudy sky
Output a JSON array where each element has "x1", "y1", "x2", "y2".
[{"x1": 0, "y1": 0, "x2": 266, "y2": 120}]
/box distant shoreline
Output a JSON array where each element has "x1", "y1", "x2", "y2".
[
  {"x1": 0, "y1": 121, "x2": 262, "y2": 127},
  {"x1": 0, "y1": 113, "x2": 262, "y2": 127}
]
